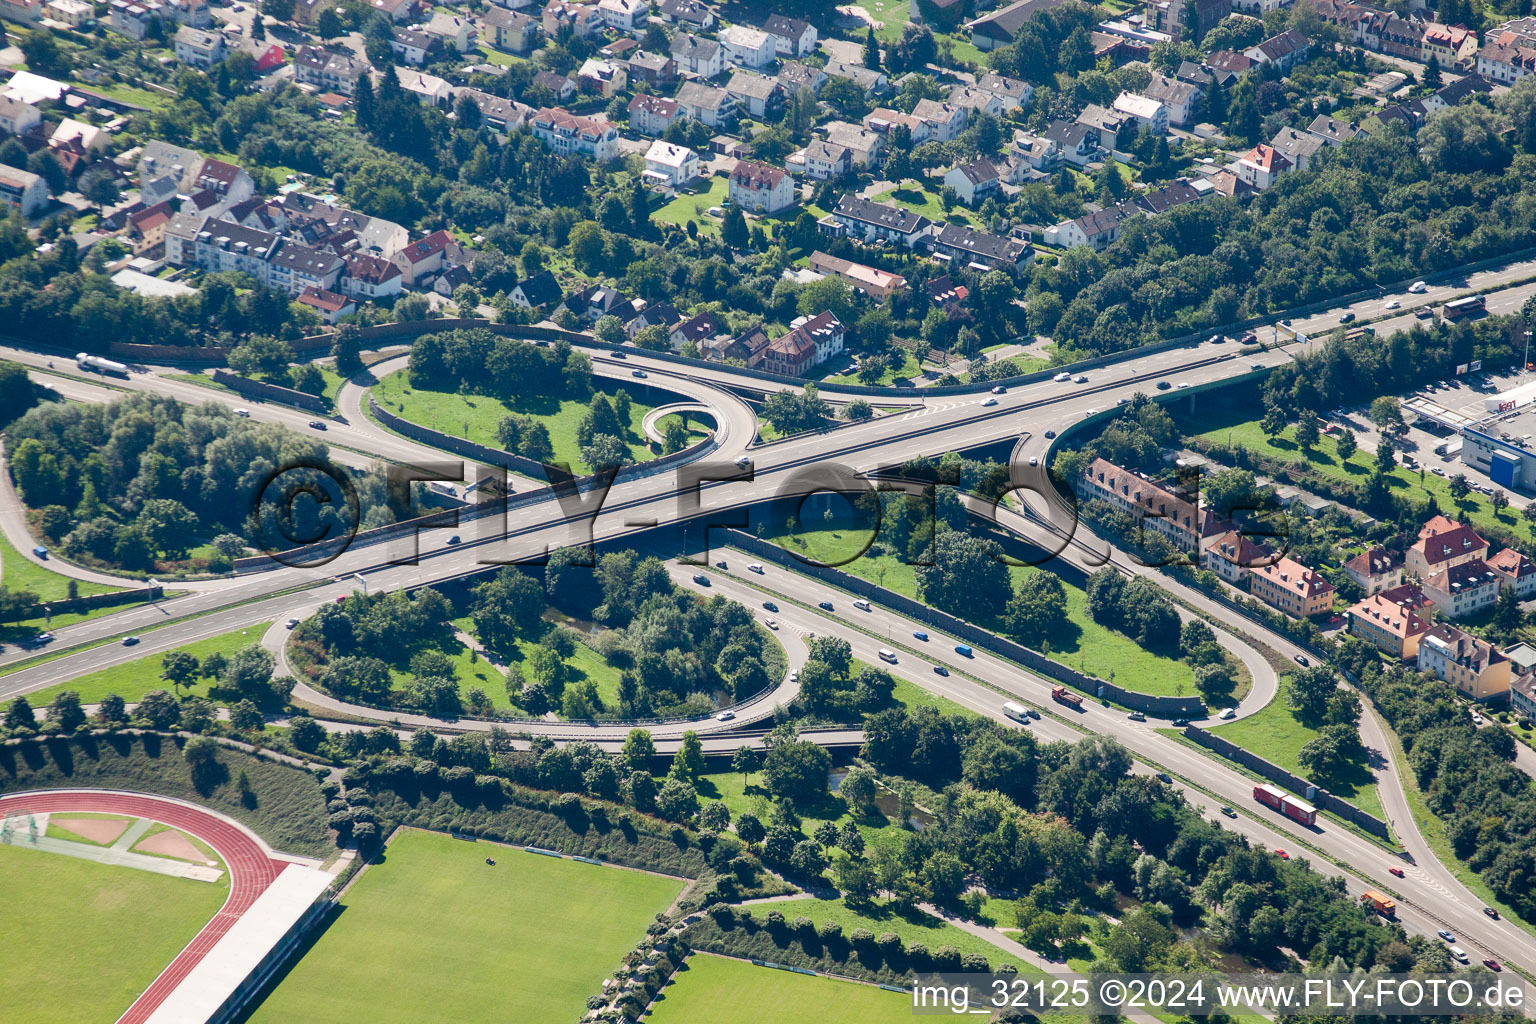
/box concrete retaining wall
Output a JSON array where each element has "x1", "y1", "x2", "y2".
[
  {"x1": 369, "y1": 398, "x2": 553, "y2": 480},
  {"x1": 210, "y1": 371, "x2": 328, "y2": 413},
  {"x1": 1182, "y1": 725, "x2": 1390, "y2": 839},
  {"x1": 722, "y1": 528, "x2": 1207, "y2": 717},
  {"x1": 39, "y1": 586, "x2": 163, "y2": 616}
]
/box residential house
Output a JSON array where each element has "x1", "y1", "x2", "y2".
[
  {"x1": 1149, "y1": 0, "x2": 1228, "y2": 42},
  {"x1": 822, "y1": 60, "x2": 887, "y2": 96},
  {"x1": 193, "y1": 158, "x2": 254, "y2": 204},
  {"x1": 426, "y1": 11, "x2": 474, "y2": 51},
  {"x1": 1008, "y1": 130, "x2": 1063, "y2": 174},
  {"x1": 825, "y1": 195, "x2": 932, "y2": 248},
  {"x1": 483, "y1": 7, "x2": 539, "y2": 51},
  {"x1": 1076, "y1": 104, "x2": 1133, "y2": 153},
  {"x1": 675, "y1": 82, "x2": 735, "y2": 127},
  {"x1": 1203, "y1": 530, "x2": 1277, "y2": 585},
  {"x1": 1347, "y1": 591, "x2": 1431, "y2": 660},
  {"x1": 268, "y1": 242, "x2": 343, "y2": 295},
  {"x1": 864, "y1": 107, "x2": 929, "y2": 143},
  {"x1": 0, "y1": 0, "x2": 43, "y2": 22},
  {"x1": 1269, "y1": 126, "x2": 1325, "y2": 173},
  {"x1": 797, "y1": 140, "x2": 851, "y2": 179},
  {"x1": 975, "y1": 72, "x2": 1033, "y2": 110},
  {"x1": 1513, "y1": 672, "x2": 1536, "y2": 717},
  {"x1": 1142, "y1": 72, "x2": 1200, "y2": 127},
  {"x1": 1079, "y1": 458, "x2": 1199, "y2": 553},
  {"x1": 624, "y1": 301, "x2": 680, "y2": 338},
  {"x1": 726, "y1": 71, "x2": 786, "y2": 118},
  {"x1": 280, "y1": 192, "x2": 408, "y2": 256},
  {"x1": 138, "y1": 139, "x2": 204, "y2": 193},
  {"x1": 108, "y1": 0, "x2": 161, "y2": 39},
  {"x1": 1406, "y1": 516, "x2": 1488, "y2": 578},
  {"x1": 927, "y1": 275, "x2": 968, "y2": 305},
  {"x1": 1306, "y1": 115, "x2": 1365, "y2": 147},
  {"x1": 823, "y1": 123, "x2": 882, "y2": 168},
  {"x1": 642, "y1": 140, "x2": 700, "y2": 187},
  {"x1": 509, "y1": 269, "x2": 562, "y2": 309},
  {"x1": 577, "y1": 58, "x2": 627, "y2": 97},
  {"x1": 671, "y1": 310, "x2": 726, "y2": 350},
  {"x1": 1135, "y1": 177, "x2": 1212, "y2": 215},
  {"x1": 533, "y1": 70, "x2": 578, "y2": 103},
  {"x1": 932, "y1": 222, "x2": 1031, "y2": 271},
  {"x1": 671, "y1": 33, "x2": 724, "y2": 78},
  {"x1": 1249, "y1": 556, "x2": 1335, "y2": 618},
  {"x1": 1043, "y1": 204, "x2": 1138, "y2": 250},
  {"x1": 1245, "y1": 28, "x2": 1310, "y2": 70},
  {"x1": 1112, "y1": 92, "x2": 1168, "y2": 133},
  {"x1": 762, "y1": 14, "x2": 816, "y2": 57},
  {"x1": 728, "y1": 159, "x2": 796, "y2": 213},
  {"x1": 1235, "y1": 143, "x2": 1291, "y2": 190},
  {"x1": 541, "y1": 0, "x2": 602, "y2": 38},
  {"x1": 1041, "y1": 120, "x2": 1101, "y2": 167},
  {"x1": 166, "y1": 216, "x2": 282, "y2": 282},
  {"x1": 1344, "y1": 548, "x2": 1401, "y2": 596},
  {"x1": 340, "y1": 252, "x2": 404, "y2": 301},
  {"x1": 529, "y1": 106, "x2": 620, "y2": 161},
  {"x1": 702, "y1": 324, "x2": 772, "y2": 364},
  {"x1": 761, "y1": 311, "x2": 844, "y2": 376},
  {"x1": 293, "y1": 46, "x2": 367, "y2": 95},
  {"x1": 297, "y1": 287, "x2": 356, "y2": 325},
  {"x1": 628, "y1": 94, "x2": 682, "y2": 136},
  {"x1": 390, "y1": 27, "x2": 438, "y2": 66},
  {"x1": 458, "y1": 89, "x2": 532, "y2": 133},
  {"x1": 943, "y1": 158, "x2": 1001, "y2": 207},
  {"x1": 174, "y1": 25, "x2": 225, "y2": 66},
  {"x1": 394, "y1": 67, "x2": 453, "y2": 106},
  {"x1": 126, "y1": 201, "x2": 174, "y2": 254},
  {"x1": 720, "y1": 24, "x2": 775, "y2": 69},
  {"x1": 1489, "y1": 547, "x2": 1536, "y2": 599},
  {"x1": 1422, "y1": 559, "x2": 1504, "y2": 620},
  {"x1": 1419, "y1": 624, "x2": 1512, "y2": 702},
  {"x1": 948, "y1": 85, "x2": 1005, "y2": 119},
  {"x1": 0, "y1": 96, "x2": 39, "y2": 136},
  {"x1": 627, "y1": 50, "x2": 678, "y2": 88},
  {"x1": 658, "y1": 0, "x2": 713, "y2": 30},
  {"x1": 1479, "y1": 25, "x2": 1536, "y2": 85},
  {"x1": 777, "y1": 60, "x2": 827, "y2": 95},
  {"x1": 912, "y1": 99, "x2": 968, "y2": 141},
  {"x1": 1422, "y1": 22, "x2": 1478, "y2": 67},
  {"x1": 392, "y1": 228, "x2": 459, "y2": 286},
  {"x1": 597, "y1": 0, "x2": 645, "y2": 33},
  {"x1": 966, "y1": 0, "x2": 1075, "y2": 50},
  {"x1": 808, "y1": 251, "x2": 906, "y2": 299}
]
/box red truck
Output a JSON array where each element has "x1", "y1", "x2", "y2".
[
  {"x1": 1253, "y1": 784, "x2": 1318, "y2": 827},
  {"x1": 1051, "y1": 686, "x2": 1084, "y2": 708}
]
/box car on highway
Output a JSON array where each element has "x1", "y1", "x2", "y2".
[
  {"x1": 632, "y1": 369, "x2": 647, "y2": 378},
  {"x1": 1209, "y1": 334, "x2": 1224, "y2": 344},
  {"x1": 789, "y1": 670, "x2": 798, "y2": 682},
  {"x1": 913, "y1": 630, "x2": 928, "y2": 641},
  {"x1": 992, "y1": 385, "x2": 1007, "y2": 394},
  {"x1": 1340, "y1": 312, "x2": 1356, "y2": 324},
  {"x1": 1053, "y1": 372, "x2": 1072, "y2": 382},
  {"x1": 286, "y1": 618, "x2": 301, "y2": 629},
  {"x1": 1385, "y1": 299, "x2": 1400, "y2": 310},
  {"x1": 608, "y1": 350, "x2": 626, "y2": 358},
  {"x1": 1437, "y1": 930, "x2": 1455, "y2": 943},
  {"x1": 1156, "y1": 772, "x2": 1172, "y2": 783},
  {"x1": 933, "y1": 665, "x2": 949, "y2": 676},
  {"x1": 1028, "y1": 456, "x2": 1038, "y2": 467},
  {"x1": 1484, "y1": 907, "x2": 1500, "y2": 919},
  {"x1": 1219, "y1": 707, "x2": 1236, "y2": 719},
  {"x1": 446, "y1": 535, "x2": 461, "y2": 545},
  {"x1": 982, "y1": 397, "x2": 997, "y2": 406},
  {"x1": 1294, "y1": 654, "x2": 1309, "y2": 666},
  {"x1": 1275, "y1": 849, "x2": 1289, "y2": 859},
  {"x1": 1043, "y1": 430, "x2": 1056, "y2": 439},
  {"x1": 1173, "y1": 718, "x2": 1188, "y2": 727},
  {"x1": 1240, "y1": 332, "x2": 1257, "y2": 344},
  {"x1": 1176, "y1": 382, "x2": 1190, "y2": 389},
  {"x1": 1409, "y1": 280, "x2": 1427, "y2": 293},
  {"x1": 32, "y1": 545, "x2": 47, "y2": 558},
  {"x1": 1085, "y1": 408, "x2": 1098, "y2": 416},
  {"x1": 762, "y1": 601, "x2": 778, "y2": 612},
  {"x1": 818, "y1": 601, "x2": 834, "y2": 611},
  {"x1": 122, "y1": 635, "x2": 140, "y2": 646},
  {"x1": 1074, "y1": 374, "x2": 1088, "y2": 384},
  {"x1": 1252, "y1": 362, "x2": 1265, "y2": 370},
  {"x1": 734, "y1": 455, "x2": 750, "y2": 469},
  {"x1": 765, "y1": 619, "x2": 777, "y2": 630},
  {"x1": 1128, "y1": 711, "x2": 1146, "y2": 722},
  {"x1": 1450, "y1": 947, "x2": 1469, "y2": 963},
  {"x1": 714, "y1": 560, "x2": 727, "y2": 570},
  {"x1": 1156, "y1": 380, "x2": 1171, "y2": 390},
  {"x1": 853, "y1": 599, "x2": 871, "y2": 612},
  {"x1": 715, "y1": 711, "x2": 735, "y2": 722},
  {"x1": 1220, "y1": 806, "x2": 1237, "y2": 818},
  {"x1": 30, "y1": 633, "x2": 53, "y2": 647},
  {"x1": 308, "y1": 420, "x2": 327, "y2": 430},
  {"x1": 1414, "y1": 306, "x2": 1433, "y2": 318},
  {"x1": 692, "y1": 574, "x2": 710, "y2": 586},
  {"x1": 1483, "y1": 959, "x2": 1502, "y2": 972},
  {"x1": 1389, "y1": 867, "x2": 1405, "y2": 877},
  {"x1": 234, "y1": 408, "x2": 251, "y2": 417},
  {"x1": 747, "y1": 563, "x2": 764, "y2": 574}
]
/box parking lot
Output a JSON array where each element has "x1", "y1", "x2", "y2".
[{"x1": 1322, "y1": 368, "x2": 1535, "y2": 506}]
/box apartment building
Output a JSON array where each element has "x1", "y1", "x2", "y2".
[
  {"x1": 1248, "y1": 556, "x2": 1335, "y2": 618},
  {"x1": 1419, "y1": 624, "x2": 1512, "y2": 702}
]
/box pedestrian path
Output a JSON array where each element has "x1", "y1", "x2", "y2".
[{"x1": 0, "y1": 814, "x2": 224, "y2": 883}]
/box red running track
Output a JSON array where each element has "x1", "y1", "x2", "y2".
[{"x1": 0, "y1": 790, "x2": 287, "y2": 1024}]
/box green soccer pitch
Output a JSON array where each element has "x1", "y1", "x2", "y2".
[{"x1": 645, "y1": 953, "x2": 914, "y2": 1024}]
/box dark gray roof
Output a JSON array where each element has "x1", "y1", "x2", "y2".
[
  {"x1": 934, "y1": 223, "x2": 1025, "y2": 263},
  {"x1": 833, "y1": 195, "x2": 929, "y2": 235}
]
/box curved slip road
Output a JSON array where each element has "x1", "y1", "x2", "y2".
[{"x1": 0, "y1": 789, "x2": 289, "y2": 1024}]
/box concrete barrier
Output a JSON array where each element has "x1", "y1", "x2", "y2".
[
  {"x1": 211, "y1": 371, "x2": 328, "y2": 413},
  {"x1": 1182, "y1": 725, "x2": 1390, "y2": 839},
  {"x1": 39, "y1": 586, "x2": 163, "y2": 616}
]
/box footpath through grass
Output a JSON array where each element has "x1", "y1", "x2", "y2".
[
  {"x1": 0, "y1": 842, "x2": 227, "y2": 1024},
  {"x1": 373, "y1": 370, "x2": 661, "y2": 473},
  {"x1": 1211, "y1": 677, "x2": 1384, "y2": 820},
  {"x1": 4, "y1": 622, "x2": 271, "y2": 712},
  {"x1": 249, "y1": 828, "x2": 683, "y2": 1024},
  {"x1": 756, "y1": 526, "x2": 1199, "y2": 697},
  {"x1": 647, "y1": 953, "x2": 912, "y2": 1024}
]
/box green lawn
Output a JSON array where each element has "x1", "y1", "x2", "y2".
[
  {"x1": 870, "y1": 185, "x2": 982, "y2": 229},
  {"x1": 373, "y1": 371, "x2": 661, "y2": 473},
  {"x1": 740, "y1": 896, "x2": 1028, "y2": 973},
  {"x1": 6, "y1": 622, "x2": 271, "y2": 713},
  {"x1": 869, "y1": 0, "x2": 913, "y2": 41},
  {"x1": 0, "y1": 842, "x2": 227, "y2": 1024},
  {"x1": 752, "y1": 526, "x2": 1199, "y2": 697},
  {"x1": 648, "y1": 953, "x2": 912, "y2": 1023},
  {"x1": 0, "y1": 530, "x2": 121, "y2": 602},
  {"x1": 1212, "y1": 677, "x2": 1384, "y2": 820},
  {"x1": 448, "y1": 616, "x2": 625, "y2": 716},
  {"x1": 819, "y1": 351, "x2": 922, "y2": 388},
  {"x1": 654, "y1": 175, "x2": 730, "y2": 234},
  {"x1": 248, "y1": 828, "x2": 683, "y2": 1024},
  {"x1": 1187, "y1": 409, "x2": 1524, "y2": 542}
]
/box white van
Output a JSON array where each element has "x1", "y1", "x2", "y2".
[
  {"x1": 1450, "y1": 946, "x2": 1469, "y2": 963},
  {"x1": 1003, "y1": 701, "x2": 1029, "y2": 722},
  {"x1": 878, "y1": 648, "x2": 897, "y2": 663},
  {"x1": 1409, "y1": 280, "x2": 1427, "y2": 293},
  {"x1": 747, "y1": 563, "x2": 764, "y2": 574},
  {"x1": 853, "y1": 599, "x2": 871, "y2": 611}
]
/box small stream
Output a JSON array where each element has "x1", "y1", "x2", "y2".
[{"x1": 829, "y1": 769, "x2": 936, "y2": 831}]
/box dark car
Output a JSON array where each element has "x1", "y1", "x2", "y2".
[
  {"x1": 1484, "y1": 907, "x2": 1500, "y2": 919},
  {"x1": 609, "y1": 350, "x2": 626, "y2": 358},
  {"x1": 692, "y1": 574, "x2": 710, "y2": 586},
  {"x1": 818, "y1": 601, "x2": 834, "y2": 611},
  {"x1": 308, "y1": 420, "x2": 327, "y2": 430},
  {"x1": 1294, "y1": 654, "x2": 1309, "y2": 666},
  {"x1": 763, "y1": 601, "x2": 778, "y2": 612},
  {"x1": 933, "y1": 665, "x2": 949, "y2": 676},
  {"x1": 1156, "y1": 772, "x2": 1172, "y2": 783},
  {"x1": 1043, "y1": 430, "x2": 1056, "y2": 439},
  {"x1": 1340, "y1": 312, "x2": 1356, "y2": 324},
  {"x1": 1156, "y1": 381, "x2": 1171, "y2": 390},
  {"x1": 1173, "y1": 718, "x2": 1189, "y2": 727},
  {"x1": 1220, "y1": 806, "x2": 1237, "y2": 818},
  {"x1": 122, "y1": 636, "x2": 140, "y2": 646}
]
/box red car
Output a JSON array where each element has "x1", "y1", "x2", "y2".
[
  {"x1": 1389, "y1": 867, "x2": 1405, "y2": 878},
  {"x1": 1483, "y1": 959, "x2": 1501, "y2": 972},
  {"x1": 1275, "y1": 849, "x2": 1289, "y2": 860}
]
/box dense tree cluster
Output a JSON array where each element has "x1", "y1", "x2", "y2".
[{"x1": 406, "y1": 328, "x2": 591, "y2": 401}]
